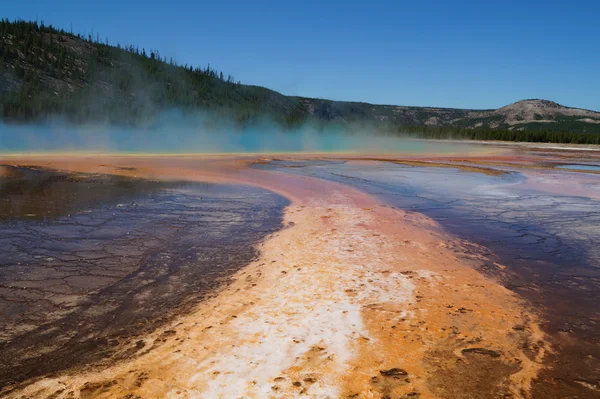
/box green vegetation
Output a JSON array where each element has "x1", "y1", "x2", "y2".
[
  {"x1": 401, "y1": 126, "x2": 600, "y2": 145},
  {"x1": 0, "y1": 18, "x2": 302, "y2": 125},
  {"x1": 1, "y1": 18, "x2": 599, "y2": 145}
]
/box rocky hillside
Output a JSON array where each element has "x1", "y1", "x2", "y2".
[
  {"x1": 1, "y1": 19, "x2": 599, "y2": 136},
  {"x1": 457, "y1": 99, "x2": 600, "y2": 131},
  {"x1": 300, "y1": 99, "x2": 600, "y2": 132}
]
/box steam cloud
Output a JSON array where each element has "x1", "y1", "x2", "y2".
[{"x1": 0, "y1": 111, "x2": 474, "y2": 154}]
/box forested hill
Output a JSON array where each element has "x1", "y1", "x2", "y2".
[
  {"x1": 0, "y1": 19, "x2": 303, "y2": 125},
  {"x1": 1, "y1": 18, "x2": 600, "y2": 144}
]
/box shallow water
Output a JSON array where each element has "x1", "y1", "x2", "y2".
[
  {"x1": 556, "y1": 164, "x2": 600, "y2": 172},
  {"x1": 257, "y1": 159, "x2": 600, "y2": 398},
  {"x1": 0, "y1": 167, "x2": 289, "y2": 386},
  {"x1": 0, "y1": 165, "x2": 174, "y2": 220}
]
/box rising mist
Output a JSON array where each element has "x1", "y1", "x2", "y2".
[{"x1": 0, "y1": 111, "x2": 478, "y2": 154}]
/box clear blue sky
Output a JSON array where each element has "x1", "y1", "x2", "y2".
[{"x1": 4, "y1": 1, "x2": 599, "y2": 110}]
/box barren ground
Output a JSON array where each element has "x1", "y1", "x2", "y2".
[{"x1": 0, "y1": 153, "x2": 554, "y2": 398}]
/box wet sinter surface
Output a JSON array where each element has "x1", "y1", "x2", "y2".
[
  {"x1": 0, "y1": 166, "x2": 288, "y2": 387},
  {"x1": 0, "y1": 157, "x2": 548, "y2": 399},
  {"x1": 255, "y1": 159, "x2": 600, "y2": 398}
]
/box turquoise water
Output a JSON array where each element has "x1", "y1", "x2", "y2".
[
  {"x1": 556, "y1": 164, "x2": 600, "y2": 172},
  {"x1": 0, "y1": 122, "x2": 488, "y2": 154}
]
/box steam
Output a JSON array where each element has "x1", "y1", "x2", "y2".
[
  {"x1": 0, "y1": 111, "x2": 479, "y2": 154},
  {"x1": 0, "y1": 22, "x2": 481, "y2": 155}
]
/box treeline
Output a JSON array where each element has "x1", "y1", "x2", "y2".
[
  {"x1": 0, "y1": 18, "x2": 296, "y2": 124},
  {"x1": 401, "y1": 126, "x2": 600, "y2": 145},
  {"x1": 0, "y1": 18, "x2": 237, "y2": 82}
]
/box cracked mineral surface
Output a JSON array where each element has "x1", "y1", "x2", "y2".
[
  {"x1": 0, "y1": 165, "x2": 288, "y2": 387},
  {"x1": 0, "y1": 146, "x2": 599, "y2": 398}
]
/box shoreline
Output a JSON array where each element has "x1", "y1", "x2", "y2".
[{"x1": 1, "y1": 137, "x2": 600, "y2": 158}]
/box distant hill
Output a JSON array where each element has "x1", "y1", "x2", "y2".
[
  {"x1": 452, "y1": 99, "x2": 600, "y2": 131},
  {"x1": 297, "y1": 98, "x2": 600, "y2": 132},
  {"x1": 1, "y1": 19, "x2": 599, "y2": 143}
]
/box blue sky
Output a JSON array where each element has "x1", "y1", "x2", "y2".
[{"x1": 4, "y1": 1, "x2": 599, "y2": 110}]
